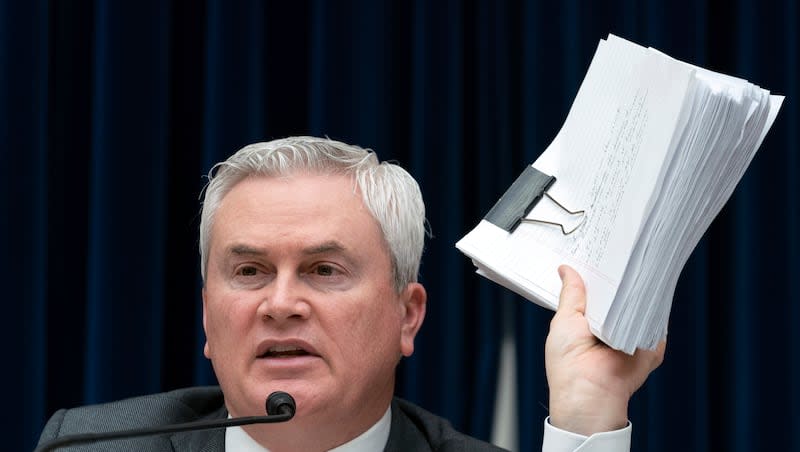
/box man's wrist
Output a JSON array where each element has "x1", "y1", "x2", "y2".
[{"x1": 548, "y1": 392, "x2": 628, "y2": 436}]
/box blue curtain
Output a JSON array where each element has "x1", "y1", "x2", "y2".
[{"x1": 4, "y1": 1, "x2": 797, "y2": 451}]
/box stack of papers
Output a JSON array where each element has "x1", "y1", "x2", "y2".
[{"x1": 456, "y1": 34, "x2": 783, "y2": 354}]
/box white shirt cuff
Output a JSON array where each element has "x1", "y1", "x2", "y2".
[{"x1": 542, "y1": 417, "x2": 631, "y2": 452}]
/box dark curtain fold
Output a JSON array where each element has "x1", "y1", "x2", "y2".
[{"x1": 4, "y1": 1, "x2": 798, "y2": 451}]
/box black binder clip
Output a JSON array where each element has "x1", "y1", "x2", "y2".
[{"x1": 484, "y1": 166, "x2": 586, "y2": 234}]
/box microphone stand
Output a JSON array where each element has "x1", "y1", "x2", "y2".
[{"x1": 35, "y1": 391, "x2": 295, "y2": 452}]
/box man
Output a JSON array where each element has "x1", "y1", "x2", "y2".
[{"x1": 38, "y1": 137, "x2": 664, "y2": 451}]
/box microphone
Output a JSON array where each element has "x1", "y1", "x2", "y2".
[{"x1": 35, "y1": 391, "x2": 296, "y2": 452}]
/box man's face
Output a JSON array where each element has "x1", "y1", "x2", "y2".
[{"x1": 202, "y1": 172, "x2": 426, "y2": 439}]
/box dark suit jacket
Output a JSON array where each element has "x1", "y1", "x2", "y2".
[{"x1": 38, "y1": 386, "x2": 507, "y2": 451}]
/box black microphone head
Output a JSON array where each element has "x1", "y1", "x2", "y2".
[{"x1": 266, "y1": 391, "x2": 296, "y2": 417}]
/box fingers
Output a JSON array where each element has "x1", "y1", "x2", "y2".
[
  {"x1": 631, "y1": 340, "x2": 667, "y2": 375},
  {"x1": 557, "y1": 265, "x2": 587, "y2": 315}
]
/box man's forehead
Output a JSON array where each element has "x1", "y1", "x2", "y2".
[{"x1": 209, "y1": 173, "x2": 390, "y2": 260}]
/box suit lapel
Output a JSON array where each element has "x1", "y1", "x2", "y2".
[
  {"x1": 169, "y1": 406, "x2": 227, "y2": 452},
  {"x1": 384, "y1": 399, "x2": 433, "y2": 452}
]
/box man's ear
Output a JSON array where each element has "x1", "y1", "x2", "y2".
[
  {"x1": 202, "y1": 286, "x2": 211, "y2": 359},
  {"x1": 399, "y1": 282, "x2": 427, "y2": 357}
]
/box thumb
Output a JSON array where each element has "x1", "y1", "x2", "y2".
[{"x1": 557, "y1": 265, "x2": 587, "y2": 315}]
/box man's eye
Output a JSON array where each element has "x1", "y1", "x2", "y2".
[
  {"x1": 310, "y1": 263, "x2": 345, "y2": 277},
  {"x1": 304, "y1": 263, "x2": 352, "y2": 290},
  {"x1": 314, "y1": 264, "x2": 335, "y2": 276},
  {"x1": 230, "y1": 265, "x2": 270, "y2": 289},
  {"x1": 238, "y1": 266, "x2": 259, "y2": 276}
]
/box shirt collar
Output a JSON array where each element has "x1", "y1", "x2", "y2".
[{"x1": 225, "y1": 406, "x2": 392, "y2": 452}]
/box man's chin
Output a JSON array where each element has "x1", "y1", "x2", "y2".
[{"x1": 244, "y1": 381, "x2": 329, "y2": 419}]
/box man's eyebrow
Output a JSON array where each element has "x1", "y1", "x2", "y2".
[
  {"x1": 302, "y1": 241, "x2": 347, "y2": 256},
  {"x1": 228, "y1": 244, "x2": 268, "y2": 257},
  {"x1": 226, "y1": 242, "x2": 348, "y2": 257}
]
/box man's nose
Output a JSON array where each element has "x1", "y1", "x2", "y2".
[{"x1": 256, "y1": 273, "x2": 312, "y2": 322}]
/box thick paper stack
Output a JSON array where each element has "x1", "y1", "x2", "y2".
[{"x1": 456, "y1": 34, "x2": 783, "y2": 354}]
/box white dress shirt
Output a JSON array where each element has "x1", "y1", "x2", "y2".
[
  {"x1": 225, "y1": 407, "x2": 392, "y2": 452},
  {"x1": 542, "y1": 417, "x2": 631, "y2": 452}
]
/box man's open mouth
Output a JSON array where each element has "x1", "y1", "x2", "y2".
[{"x1": 260, "y1": 345, "x2": 311, "y2": 358}]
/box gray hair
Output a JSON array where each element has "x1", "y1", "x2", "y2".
[{"x1": 199, "y1": 136, "x2": 426, "y2": 291}]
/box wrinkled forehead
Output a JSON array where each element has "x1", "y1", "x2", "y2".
[
  {"x1": 215, "y1": 171, "x2": 385, "y2": 244},
  {"x1": 211, "y1": 173, "x2": 396, "y2": 273}
]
